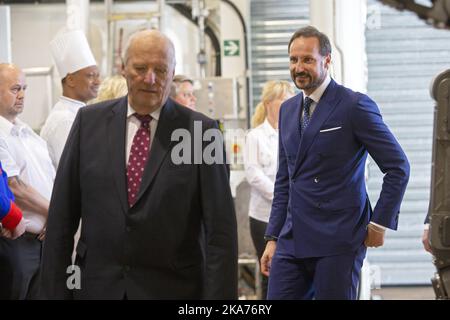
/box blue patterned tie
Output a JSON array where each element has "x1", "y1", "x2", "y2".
[{"x1": 301, "y1": 97, "x2": 313, "y2": 134}]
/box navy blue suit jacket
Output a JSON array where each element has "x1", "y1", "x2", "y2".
[{"x1": 266, "y1": 79, "x2": 410, "y2": 258}]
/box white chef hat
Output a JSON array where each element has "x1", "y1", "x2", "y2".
[{"x1": 50, "y1": 29, "x2": 97, "y2": 79}]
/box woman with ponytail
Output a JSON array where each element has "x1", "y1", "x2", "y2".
[{"x1": 244, "y1": 80, "x2": 294, "y2": 299}]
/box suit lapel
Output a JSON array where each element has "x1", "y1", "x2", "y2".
[
  {"x1": 292, "y1": 93, "x2": 305, "y2": 170},
  {"x1": 107, "y1": 96, "x2": 129, "y2": 214},
  {"x1": 293, "y1": 80, "x2": 341, "y2": 177},
  {"x1": 285, "y1": 94, "x2": 303, "y2": 157},
  {"x1": 134, "y1": 99, "x2": 178, "y2": 205}
]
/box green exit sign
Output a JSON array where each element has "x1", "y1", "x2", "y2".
[{"x1": 223, "y1": 40, "x2": 240, "y2": 56}]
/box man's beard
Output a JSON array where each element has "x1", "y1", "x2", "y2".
[{"x1": 293, "y1": 71, "x2": 326, "y2": 91}]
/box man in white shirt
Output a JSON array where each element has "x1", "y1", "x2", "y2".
[
  {"x1": 0, "y1": 63, "x2": 56, "y2": 299},
  {"x1": 40, "y1": 29, "x2": 100, "y2": 169}
]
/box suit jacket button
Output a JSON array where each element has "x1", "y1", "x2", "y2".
[
  {"x1": 317, "y1": 203, "x2": 322, "y2": 208},
  {"x1": 314, "y1": 177, "x2": 320, "y2": 183},
  {"x1": 126, "y1": 226, "x2": 131, "y2": 232}
]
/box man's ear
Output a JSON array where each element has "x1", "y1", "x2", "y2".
[
  {"x1": 65, "y1": 73, "x2": 75, "y2": 88},
  {"x1": 324, "y1": 54, "x2": 331, "y2": 70},
  {"x1": 121, "y1": 60, "x2": 126, "y2": 77}
]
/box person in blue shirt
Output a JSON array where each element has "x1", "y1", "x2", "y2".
[
  {"x1": 1, "y1": 160, "x2": 28, "y2": 299},
  {"x1": 0, "y1": 161, "x2": 25, "y2": 238}
]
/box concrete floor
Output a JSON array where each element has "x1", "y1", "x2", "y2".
[
  {"x1": 239, "y1": 286, "x2": 437, "y2": 300},
  {"x1": 371, "y1": 286, "x2": 435, "y2": 300}
]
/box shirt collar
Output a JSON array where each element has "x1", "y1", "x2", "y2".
[
  {"x1": 303, "y1": 74, "x2": 331, "y2": 104},
  {"x1": 262, "y1": 119, "x2": 278, "y2": 137},
  {"x1": 0, "y1": 116, "x2": 14, "y2": 136},
  {"x1": 59, "y1": 96, "x2": 86, "y2": 113},
  {"x1": 127, "y1": 103, "x2": 162, "y2": 122},
  {"x1": 0, "y1": 116, "x2": 32, "y2": 136}
]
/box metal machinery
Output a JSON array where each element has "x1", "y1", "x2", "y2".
[
  {"x1": 377, "y1": 0, "x2": 450, "y2": 299},
  {"x1": 429, "y1": 70, "x2": 450, "y2": 299},
  {"x1": 193, "y1": 77, "x2": 246, "y2": 168},
  {"x1": 104, "y1": 0, "x2": 224, "y2": 78},
  {"x1": 379, "y1": 0, "x2": 450, "y2": 29}
]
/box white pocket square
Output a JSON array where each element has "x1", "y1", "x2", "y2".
[{"x1": 320, "y1": 126, "x2": 342, "y2": 133}]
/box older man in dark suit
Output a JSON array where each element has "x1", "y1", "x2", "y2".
[{"x1": 40, "y1": 30, "x2": 238, "y2": 299}]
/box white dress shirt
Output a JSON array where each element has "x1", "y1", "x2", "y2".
[
  {"x1": 125, "y1": 104, "x2": 161, "y2": 165},
  {"x1": 0, "y1": 116, "x2": 55, "y2": 234},
  {"x1": 40, "y1": 96, "x2": 85, "y2": 169},
  {"x1": 302, "y1": 74, "x2": 331, "y2": 118},
  {"x1": 244, "y1": 119, "x2": 278, "y2": 223}
]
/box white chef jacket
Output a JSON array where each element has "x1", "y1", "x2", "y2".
[{"x1": 40, "y1": 96, "x2": 85, "y2": 169}]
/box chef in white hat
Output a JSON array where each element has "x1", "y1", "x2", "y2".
[{"x1": 41, "y1": 29, "x2": 101, "y2": 169}]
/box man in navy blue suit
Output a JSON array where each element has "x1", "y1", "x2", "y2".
[{"x1": 260, "y1": 26, "x2": 410, "y2": 300}]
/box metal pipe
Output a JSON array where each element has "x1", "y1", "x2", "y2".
[
  {"x1": 105, "y1": 0, "x2": 113, "y2": 75},
  {"x1": 159, "y1": 0, "x2": 166, "y2": 31},
  {"x1": 192, "y1": 0, "x2": 208, "y2": 78},
  {"x1": 169, "y1": 3, "x2": 222, "y2": 76}
]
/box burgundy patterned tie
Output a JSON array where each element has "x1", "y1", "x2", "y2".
[{"x1": 127, "y1": 113, "x2": 152, "y2": 207}]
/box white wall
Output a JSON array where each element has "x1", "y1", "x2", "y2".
[
  {"x1": 220, "y1": 0, "x2": 247, "y2": 79},
  {"x1": 334, "y1": 0, "x2": 368, "y2": 93},
  {"x1": 309, "y1": 0, "x2": 368, "y2": 93},
  {"x1": 219, "y1": 0, "x2": 249, "y2": 120},
  {"x1": 10, "y1": 4, "x2": 69, "y2": 129},
  {"x1": 0, "y1": 6, "x2": 11, "y2": 63}
]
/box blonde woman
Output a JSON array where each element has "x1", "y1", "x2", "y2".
[
  {"x1": 244, "y1": 80, "x2": 294, "y2": 299},
  {"x1": 91, "y1": 74, "x2": 128, "y2": 103}
]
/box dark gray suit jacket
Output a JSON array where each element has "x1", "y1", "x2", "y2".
[{"x1": 40, "y1": 97, "x2": 238, "y2": 299}]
